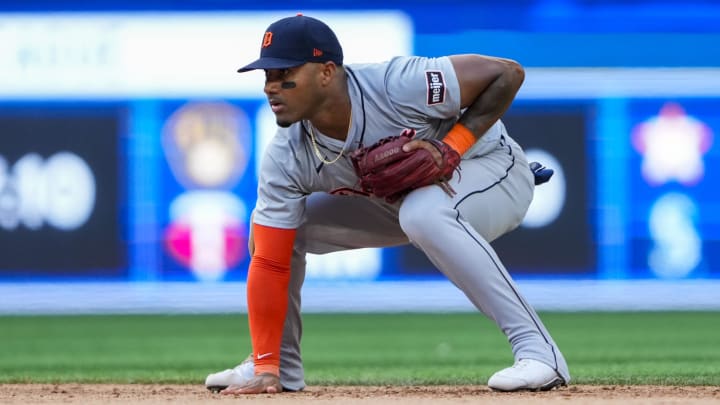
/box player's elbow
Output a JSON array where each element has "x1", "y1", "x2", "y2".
[
  {"x1": 499, "y1": 58, "x2": 525, "y2": 94},
  {"x1": 451, "y1": 54, "x2": 525, "y2": 107}
]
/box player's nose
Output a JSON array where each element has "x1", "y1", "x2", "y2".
[{"x1": 264, "y1": 80, "x2": 281, "y2": 95}]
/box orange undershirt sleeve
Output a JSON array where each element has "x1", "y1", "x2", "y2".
[{"x1": 246, "y1": 223, "x2": 297, "y2": 377}]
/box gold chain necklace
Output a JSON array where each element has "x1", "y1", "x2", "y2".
[{"x1": 309, "y1": 110, "x2": 352, "y2": 165}]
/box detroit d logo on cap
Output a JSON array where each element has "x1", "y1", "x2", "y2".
[{"x1": 262, "y1": 32, "x2": 273, "y2": 48}]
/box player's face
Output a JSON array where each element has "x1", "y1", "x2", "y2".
[{"x1": 264, "y1": 64, "x2": 321, "y2": 127}]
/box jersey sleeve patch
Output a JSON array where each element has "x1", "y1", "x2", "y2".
[{"x1": 425, "y1": 70, "x2": 446, "y2": 106}]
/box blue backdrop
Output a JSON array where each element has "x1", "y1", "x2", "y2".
[{"x1": 0, "y1": 1, "x2": 718, "y2": 284}]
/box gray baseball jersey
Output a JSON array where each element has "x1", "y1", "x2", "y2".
[
  {"x1": 254, "y1": 56, "x2": 503, "y2": 229},
  {"x1": 251, "y1": 55, "x2": 570, "y2": 390}
]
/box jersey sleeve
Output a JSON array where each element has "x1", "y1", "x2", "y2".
[
  {"x1": 385, "y1": 56, "x2": 462, "y2": 122},
  {"x1": 253, "y1": 131, "x2": 308, "y2": 229}
]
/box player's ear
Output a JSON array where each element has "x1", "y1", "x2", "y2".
[{"x1": 319, "y1": 61, "x2": 337, "y2": 85}]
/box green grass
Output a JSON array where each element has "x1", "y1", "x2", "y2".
[{"x1": 1, "y1": 312, "x2": 719, "y2": 385}]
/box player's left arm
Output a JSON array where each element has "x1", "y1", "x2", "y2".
[
  {"x1": 404, "y1": 54, "x2": 524, "y2": 160},
  {"x1": 450, "y1": 54, "x2": 524, "y2": 139}
]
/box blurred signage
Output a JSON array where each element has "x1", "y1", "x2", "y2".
[
  {"x1": 631, "y1": 102, "x2": 712, "y2": 187},
  {"x1": 0, "y1": 109, "x2": 125, "y2": 274},
  {"x1": 0, "y1": 152, "x2": 95, "y2": 231},
  {"x1": 494, "y1": 109, "x2": 595, "y2": 274},
  {"x1": 0, "y1": 11, "x2": 412, "y2": 99},
  {"x1": 628, "y1": 100, "x2": 719, "y2": 279},
  {"x1": 519, "y1": 68, "x2": 720, "y2": 99},
  {"x1": 160, "y1": 101, "x2": 251, "y2": 281}
]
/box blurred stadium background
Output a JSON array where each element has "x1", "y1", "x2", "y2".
[{"x1": 1, "y1": 0, "x2": 719, "y2": 315}]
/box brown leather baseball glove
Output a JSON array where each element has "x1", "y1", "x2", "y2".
[{"x1": 350, "y1": 129, "x2": 461, "y2": 203}]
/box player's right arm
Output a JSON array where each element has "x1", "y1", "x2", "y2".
[
  {"x1": 224, "y1": 131, "x2": 308, "y2": 395},
  {"x1": 222, "y1": 222, "x2": 294, "y2": 395}
]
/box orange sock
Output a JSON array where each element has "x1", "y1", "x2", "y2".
[
  {"x1": 443, "y1": 123, "x2": 476, "y2": 155},
  {"x1": 247, "y1": 223, "x2": 297, "y2": 376}
]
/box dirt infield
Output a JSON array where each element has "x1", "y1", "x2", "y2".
[{"x1": 2, "y1": 384, "x2": 720, "y2": 404}]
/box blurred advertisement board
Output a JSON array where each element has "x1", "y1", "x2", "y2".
[
  {"x1": 494, "y1": 106, "x2": 595, "y2": 275},
  {"x1": 627, "y1": 99, "x2": 720, "y2": 279},
  {"x1": 0, "y1": 106, "x2": 126, "y2": 276},
  {"x1": 157, "y1": 100, "x2": 253, "y2": 281},
  {"x1": 1, "y1": 9, "x2": 719, "y2": 285},
  {"x1": 0, "y1": 11, "x2": 412, "y2": 99}
]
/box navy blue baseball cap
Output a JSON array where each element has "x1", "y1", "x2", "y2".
[{"x1": 237, "y1": 14, "x2": 344, "y2": 73}]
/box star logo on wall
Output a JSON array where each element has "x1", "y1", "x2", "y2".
[{"x1": 631, "y1": 102, "x2": 713, "y2": 186}]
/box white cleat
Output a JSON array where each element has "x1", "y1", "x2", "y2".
[
  {"x1": 488, "y1": 359, "x2": 566, "y2": 392},
  {"x1": 205, "y1": 354, "x2": 255, "y2": 393}
]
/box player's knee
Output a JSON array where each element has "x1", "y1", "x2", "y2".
[{"x1": 398, "y1": 192, "x2": 445, "y2": 241}]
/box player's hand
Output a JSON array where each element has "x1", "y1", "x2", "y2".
[
  {"x1": 402, "y1": 139, "x2": 443, "y2": 167},
  {"x1": 221, "y1": 372, "x2": 283, "y2": 395}
]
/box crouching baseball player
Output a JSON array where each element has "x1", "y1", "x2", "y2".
[{"x1": 206, "y1": 14, "x2": 570, "y2": 394}]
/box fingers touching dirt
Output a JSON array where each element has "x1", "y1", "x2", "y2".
[{"x1": 221, "y1": 373, "x2": 283, "y2": 395}]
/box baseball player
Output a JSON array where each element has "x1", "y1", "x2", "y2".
[{"x1": 206, "y1": 14, "x2": 570, "y2": 394}]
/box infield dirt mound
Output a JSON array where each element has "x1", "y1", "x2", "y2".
[{"x1": 1, "y1": 384, "x2": 719, "y2": 404}]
